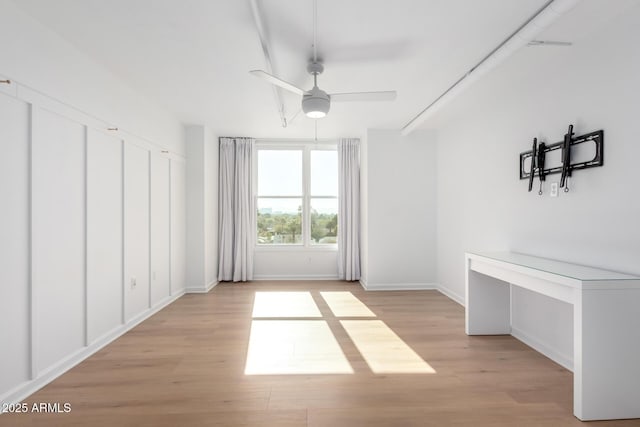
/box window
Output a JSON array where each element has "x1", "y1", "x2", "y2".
[{"x1": 256, "y1": 143, "x2": 338, "y2": 247}]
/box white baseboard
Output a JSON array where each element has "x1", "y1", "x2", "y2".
[
  {"x1": 253, "y1": 274, "x2": 340, "y2": 281},
  {"x1": 358, "y1": 280, "x2": 465, "y2": 303},
  {"x1": 186, "y1": 280, "x2": 218, "y2": 293},
  {"x1": 436, "y1": 284, "x2": 465, "y2": 306},
  {"x1": 0, "y1": 290, "x2": 185, "y2": 407},
  {"x1": 511, "y1": 325, "x2": 573, "y2": 372},
  {"x1": 360, "y1": 282, "x2": 439, "y2": 291},
  {"x1": 433, "y1": 283, "x2": 573, "y2": 372}
]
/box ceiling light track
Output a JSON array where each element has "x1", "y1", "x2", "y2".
[
  {"x1": 527, "y1": 40, "x2": 573, "y2": 46},
  {"x1": 313, "y1": 0, "x2": 318, "y2": 63},
  {"x1": 401, "y1": 0, "x2": 581, "y2": 136},
  {"x1": 249, "y1": 0, "x2": 288, "y2": 127}
]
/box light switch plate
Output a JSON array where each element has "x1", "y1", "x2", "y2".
[{"x1": 550, "y1": 182, "x2": 559, "y2": 197}]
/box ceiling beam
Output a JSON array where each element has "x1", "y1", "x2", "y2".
[{"x1": 401, "y1": 0, "x2": 581, "y2": 136}]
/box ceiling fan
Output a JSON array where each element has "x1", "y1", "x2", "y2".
[
  {"x1": 250, "y1": 63, "x2": 396, "y2": 119},
  {"x1": 249, "y1": 0, "x2": 397, "y2": 121}
]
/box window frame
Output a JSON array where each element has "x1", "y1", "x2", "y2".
[{"x1": 254, "y1": 141, "x2": 338, "y2": 251}]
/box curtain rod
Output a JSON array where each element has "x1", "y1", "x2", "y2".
[
  {"x1": 256, "y1": 137, "x2": 338, "y2": 143},
  {"x1": 220, "y1": 137, "x2": 351, "y2": 143}
]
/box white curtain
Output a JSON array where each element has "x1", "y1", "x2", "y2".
[
  {"x1": 338, "y1": 138, "x2": 361, "y2": 281},
  {"x1": 218, "y1": 137, "x2": 254, "y2": 282}
]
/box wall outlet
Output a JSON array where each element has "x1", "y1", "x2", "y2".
[
  {"x1": 130, "y1": 277, "x2": 137, "y2": 289},
  {"x1": 550, "y1": 182, "x2": 559, "y2": 197}
]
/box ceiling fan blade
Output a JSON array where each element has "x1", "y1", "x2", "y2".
[
  {"x1": 330, "y1": 91, "x2": 397, "y2": 102},
  {"x1": 249, "y1": 70, "x2": 305, "y2": 96}
]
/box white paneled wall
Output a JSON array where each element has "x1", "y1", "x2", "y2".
[
  {"x1": 0, "y1": 93, "x2": 31, "y2": 395},
  {"x1": 32, "y1": 108, "x2": 87, "y2": 373},
  {"x1": 123, "y1": 143, "x2": 151, "y2": 321},
  {"x1": 87, "y1": 130, "x2": 124, "y2": 342},
  {"x1": 0, "y1": 82, "x2": 187, "y2": 405},
  {"x1": 150, "y1": 153, "x2": 171, "y2": 306},
  {"x1": 171, "y1": 160, "x2": 187, "y2": 295}
]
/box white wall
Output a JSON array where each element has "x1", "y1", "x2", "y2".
[
  {"x1": 434, "y1": 4, "x2": 640, "y2": 366},
  {"x1": 0, "y1": 93, "x2": 31, "y2": 394},
  {"x1": 124, "y1": 143, "x2": 151, "y2": 320},
  {"x1": 32, "y1": 107, "x2": 86, "y2": 372},
  {"x1": 204, "y1": 131, "x2": 219, "y2": 287},
  {"x1": 360, "y1": 134, "x2": 370, "y2": 284},
  {"x1": 361, "y1": 129, "x2": 438, "y2": 289},
  {"x1": 0, "y1": 1, "x2": 187, "y2": 405},
  {"x1": 0, "y1": 0, "x2": 184, "y2": 155},
  {"x1": 171, "y1": 160, "x2": 188, "y2": 296},
  {"x1": 253, "y1": 250, "x2": 339, "y2": 280},
  {"x1": 86, "y1": 129, "x2": 123, "y2": 342},
  {"x1": 150, "y1": 153, "x2": 172, "y2": 306},
  {"x1": 186, "y1": 126, "x2": 218, "y2": 291}
]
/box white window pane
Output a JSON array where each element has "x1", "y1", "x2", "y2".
[
  {"x1": 310, "y1": 150, "x2": 338, "y2": 196},
  {"x1": 310, "y1": 198, "x2": 337, "y2": 245},
  {"x1": 258, "y1": 150, "x2": 302, "y2": 196},
  {"x1": 257, "y1": 198, "x2": 302, "y2": 245}
]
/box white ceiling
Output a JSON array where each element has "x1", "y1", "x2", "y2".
[{"x1": 11, "y1": 0, "x2": 618, "y2": 139}]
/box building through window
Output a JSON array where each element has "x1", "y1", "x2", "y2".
[{"x1": 256, "y1": 142, "x2": 338, "y2": 246}]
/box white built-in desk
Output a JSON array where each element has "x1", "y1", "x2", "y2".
[{"x1": 465, "y1": 252, "x2": 640, "y2": 421}]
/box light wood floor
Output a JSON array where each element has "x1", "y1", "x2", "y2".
[{"x1": 3, "y1": 281, "x2": 639, "y2": 426}]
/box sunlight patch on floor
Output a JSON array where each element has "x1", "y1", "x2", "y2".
[
  {"x1": 244, "y1": 320, "x2": 353, "y2": 375},
  {"x1": 251, "y1": 292, "x2": 321, "y2": 318},
  {"x1": 340, "y1": 320, "x2": 436, "y2": 374},
  {"x1": 320, "y1": 291, "x2": 376, "y2": 317}
]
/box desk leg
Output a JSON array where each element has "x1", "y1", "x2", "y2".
[
  {"x1": 465, "y1": 264, "x2": 511, "y2": 335},
  {"x1": 574, "y1": 288, "x2": 640, "y2": 421}
]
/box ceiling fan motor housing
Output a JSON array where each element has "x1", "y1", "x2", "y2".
[
  {"x1": 307, "y1": 61, "x2": 324, "y2": 75},
  {"x1": 302, "y1": 86, "x2": 330, "y2": 118}
]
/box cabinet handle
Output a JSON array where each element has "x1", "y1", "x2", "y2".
[{"x1": 0, "y1": 79, "x2": 11, "y2": 84}]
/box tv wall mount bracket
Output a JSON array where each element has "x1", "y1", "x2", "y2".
[{"x1": 519, "y1": 124, "x2": 603, "y2": 195}]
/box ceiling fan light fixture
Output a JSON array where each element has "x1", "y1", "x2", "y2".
[
  {"x1": 305, "y1": 109, "x2": 327, "y2": 119},
  {"x1": 302, "y1": 87, "x2": 330, "y2": 118}
]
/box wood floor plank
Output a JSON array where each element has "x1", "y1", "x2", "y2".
[{"x1": 2, "y1": 281, "x2": 639, "y2": 426}]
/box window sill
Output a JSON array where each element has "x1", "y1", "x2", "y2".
[{"x1": 254, "y1": 245, "x2": 338, "y2": 252}]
